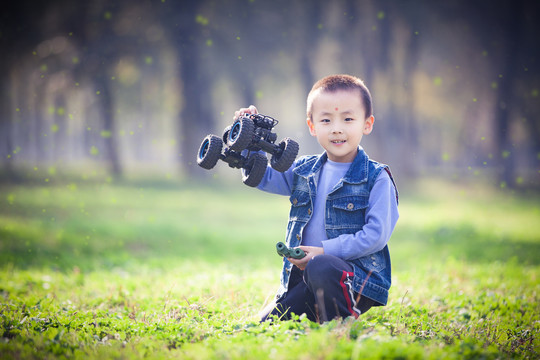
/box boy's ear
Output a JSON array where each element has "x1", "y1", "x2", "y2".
[
  {"x1": 363, "y1": 115, "x2": 374, "y2": 135},
  {"x1": 306, "y1": 118, "x2": 317, "y2": 136}
]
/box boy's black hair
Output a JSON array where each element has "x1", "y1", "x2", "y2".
[{"x1": 306, "y1": 74, "x2": 373, "y2": 120}]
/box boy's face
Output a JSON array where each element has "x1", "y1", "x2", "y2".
[{"x1": 307, "y1": 89, "x2": 374, "y2": 163}]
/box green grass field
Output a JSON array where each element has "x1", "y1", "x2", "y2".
[{"x1": 1, "y1": 176, "x2": 539, "y2": 359}]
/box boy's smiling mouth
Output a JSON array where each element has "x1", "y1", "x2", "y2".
[{"x1": 331, "y1": 140, "x2": 346, "y2": 144}]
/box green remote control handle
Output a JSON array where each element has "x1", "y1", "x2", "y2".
[{"x1": 276, "y1": 242, "x2": 306, "y2": 259}]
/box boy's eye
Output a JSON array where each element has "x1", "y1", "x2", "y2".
[
  {"x1": 345, "y1": 117, "x2": 354, "y2": 122},
  {"x1": 321, "y1": 119, "x2": 330, "y2": 123}
]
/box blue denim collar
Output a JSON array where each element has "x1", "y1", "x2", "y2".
[{"x1": 293, "y1": 147, "x2": 369, "y2": 185}]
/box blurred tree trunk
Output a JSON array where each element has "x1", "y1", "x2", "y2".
[
  {"x1": 374, "y1": 2, "x2": 402, "y2": 170},
  {"x1": 230, "y1": 15, "x2": 256, "y2": 108},
  {"x1": 493, "y1": 0, "x2": 524, "y2": 188},
  {"x1": 161, "y1": 1, "x2": 215, "y2": 176},
  {"x1": 61, "y1": 0, "x2": 125, "y2": 177},
  {"x1": 298, "y1": 0, "x2": 321, "y2": 95},
  {"x1": 32, "y1": 80, "x2": 47, "y2": 165},
  {"x1": 240, "y1": 80, "x2": 256, "y2": 111},
  {"x1": 0, "y1": 70, "x2": 14, "y2": 176},
  {"x1": 358, "y1": 0, "x2": 391, "y2": 87},
  {"x1": 515, "y1": 0, "x2": 540, "y2": 181},
  {"x1": 0, "y1": 1, "x2": 48, "y2": 177},
  {"x1": 177, "y1": 36, "x2": 214, "y2": 175},
  {"x1": 95, "y1": 74, "x2": 122, "y2": 176},
  {"x1": 349, "y1": 0, "x2": 395, "y2": 165},
  {"x1": 53, "y1": 93, "x2": 67, "y2": 162},
  {"x1": 400, "y1": 3, "x2": 422, "y2": 177}
]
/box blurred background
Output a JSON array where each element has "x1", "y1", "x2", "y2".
[{"x1": 1, "y1": 0, "x2": 539, "y2": 189}]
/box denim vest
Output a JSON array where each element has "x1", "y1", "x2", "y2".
[{"x1": 277, "y1": 148, "x2": 397, "y2": 306}]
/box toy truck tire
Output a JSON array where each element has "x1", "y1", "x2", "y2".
[
  {"x1": 197, "y1": 135, "x2": 222, "y2": 169},
  {"x1": 242, "y1": 152, "x2": 267, "y2": 187},
  {"x1": 227, "y1": 117, "x2": 255, "y2": 151},
  {"x1": 271, "y1": 138, "x2": 299, "y2": 172},
  {"x1": 222, "y1": 125, "x2": 232, "y2": 144}
]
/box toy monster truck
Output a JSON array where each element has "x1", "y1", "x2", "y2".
[
  {"x1": 197, "y1": 113, "x2": 299, "y2": 187},
  {"x1": 276, "y1": 241, "x2": 306, "y2": 259}
]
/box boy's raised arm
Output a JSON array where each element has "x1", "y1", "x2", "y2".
[{"x1": 254, "y1": 162, "x2": 295, "y2": 196}]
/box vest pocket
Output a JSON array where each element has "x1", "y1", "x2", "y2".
[
  {"x1": 289, "y1": 190, "x2": 311, "y2": 221},
  {"x1": 331, "y1": 195, "x2": 368, "y2": 211},
  {"x1": 329, "y1": 195, "x2": 368, "y2": 227},
  {"x1": 358, "y1": 251, "x2": 386, "y2": 273}
]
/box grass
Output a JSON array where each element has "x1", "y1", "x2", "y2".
[{"x1": 0, "y1": 175, "x2": 539, "y2": 359}]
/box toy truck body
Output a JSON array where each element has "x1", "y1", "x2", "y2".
[{"x1": 197, "y1": 114, "x2": 299, "y2": 187}]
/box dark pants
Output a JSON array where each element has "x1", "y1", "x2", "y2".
[{"x1": 261, "y1": 255, "x2": 376, "y2": 323}]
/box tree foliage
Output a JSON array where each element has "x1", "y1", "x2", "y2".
[{"x1": 1, "y1": 0, "x2": 538, "y2": 187}]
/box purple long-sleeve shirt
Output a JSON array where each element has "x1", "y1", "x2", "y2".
[{"x1": 257, "y1": 158, "x2": 399, "y2": 260}]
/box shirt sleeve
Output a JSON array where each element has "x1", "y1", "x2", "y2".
[
  {"x1": 255, "y1": 161, "x2": 296, "y2": 196},
  {"x1": 321, "y1": 170, "x2": 399, "y2": 260}
]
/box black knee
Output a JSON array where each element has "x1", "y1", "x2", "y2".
[{"x1": 304, "y1": 255, "x2": 337, "y2": 289}]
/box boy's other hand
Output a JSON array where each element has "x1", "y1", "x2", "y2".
[
  {"x1": 288, "y1": 246, "x2": 324, "y2": 270},
  {"x1": 233, "y1": 105, "x2": 258, "y2": 120}
]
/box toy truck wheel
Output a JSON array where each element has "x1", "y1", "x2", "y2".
[
  {"x1": 227, "y1": 117, "x2": 255, "y2": 151},
  {"x1": 197, "y1": 135, "x2": 222, "y2": 169},
  {"x1": 242, "y1": 152, "x2": 267, "y2": 187},
  {"x1": 271, "y1": 138, "x2": 299, "y2": 172},
  {"x1": 222, "y1": 125, "x2": 232, "y2": 144}
]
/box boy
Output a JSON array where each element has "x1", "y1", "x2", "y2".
[{"x1": 235, "y1": 74, "x2": 399, "y2": 322}]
